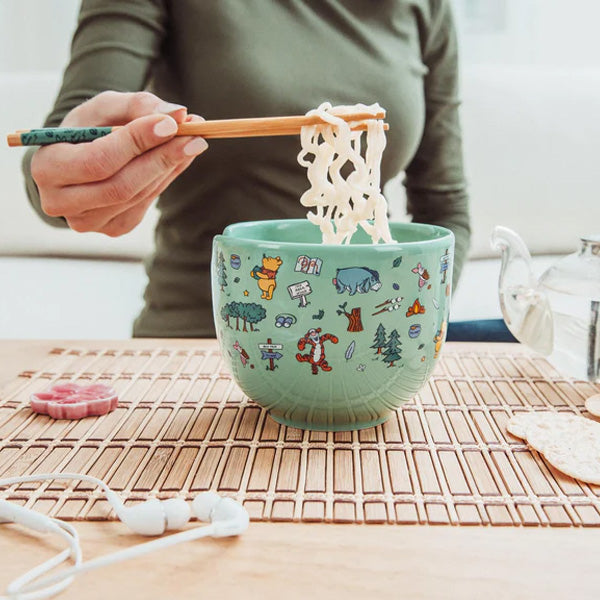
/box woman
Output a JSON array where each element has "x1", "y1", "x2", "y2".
[{"x1": 23, "y1": 0, "x2": 470, "y2": 337}]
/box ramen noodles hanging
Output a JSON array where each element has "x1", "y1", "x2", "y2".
[{"x1": 297, "y1": 102, "x2": 393, "y2": 245}]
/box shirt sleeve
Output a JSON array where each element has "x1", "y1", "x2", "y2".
[
  {"x1": 404, "y1": 0, "x2": 471, "y2": 291},
  {"x1": 21, "y1": 0, "x2": 168, "y2": 228}
]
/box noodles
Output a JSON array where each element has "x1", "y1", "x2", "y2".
[{"x1": 297, "y1": 102, "x2": 393, "y2": 245}]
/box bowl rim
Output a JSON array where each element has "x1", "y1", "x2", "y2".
[{"x1": 216, "y1": 219, "x2": 454, "y2": 249}]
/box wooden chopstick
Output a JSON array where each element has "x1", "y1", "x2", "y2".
[
  {"x1": 168, "y1": 110, "x2": 386, "y2": 138},
  {"x1": 6, "y1": 110, "x2": 387, "y2": 147},
  {"x1": 183, "y1": 121, "x2": 389, "y2": 139}
]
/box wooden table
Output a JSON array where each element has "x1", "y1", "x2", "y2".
[{"x1": 0, "y1": 340, "x2": 598, "y2": 600}]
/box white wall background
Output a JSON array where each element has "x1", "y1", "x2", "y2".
[
  {"x1": 3, "y1": 1, "x2": 599, "y2": 73},
  {"x1": 0, "y1": 1, "x2": 79, "y2": 73},
  {"x1": 451, "y1": 0, "x2": 600, "y2": 68}
]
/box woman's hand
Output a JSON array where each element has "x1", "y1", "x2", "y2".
[{"x1": 30, "y1": 91, "x2": 208, "y2": 237}]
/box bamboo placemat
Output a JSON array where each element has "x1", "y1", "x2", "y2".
[{"x1": 1, "y1": 344, "x2": 599, "y2": 527}]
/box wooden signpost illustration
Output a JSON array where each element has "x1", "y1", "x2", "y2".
[
  {"x1": 259, "y1": 338, "x2": 283, "y2": 371},
  {"x1": 287, "y1": 280, "x2": 313, "y2": 307}
]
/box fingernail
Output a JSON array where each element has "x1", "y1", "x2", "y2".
[
  {"x1": 153, "y1": 116, "x2": 178, "y2": 137},
  {"x1": 155, "y1": 101, "x2": 187, "y2": 114},
  {"x1": 183, "y1": 137, "x2": 209, "y2": 156}
]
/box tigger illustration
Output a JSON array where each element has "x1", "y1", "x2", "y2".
[{"x1": 295, "y1": 328, "x2": 339, "y2": 375}]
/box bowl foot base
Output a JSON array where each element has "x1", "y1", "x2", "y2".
[{"x1": 268, "y1": 412, "x2": 390, "y2": 432}]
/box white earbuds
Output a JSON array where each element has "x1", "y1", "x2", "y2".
[
  {"x1": 106, "y1": 493, "x2": 192, "y2": 536},
  {"x1": 102, "y1": 489, "x2": 248, "y2": 537},
  {"x1": 193, "y1": 491, "x2": 250, "y2": 537},
  {"x1": 192, "y1": 490, "x2": 222, "y2": 521},
  {"x1": 0, "y1": 473, "x2": 250, "y2": 600}
]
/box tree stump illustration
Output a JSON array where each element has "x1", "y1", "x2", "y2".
[{"x1": 336, "y1": 302, "x2": 364, "y2": 332}]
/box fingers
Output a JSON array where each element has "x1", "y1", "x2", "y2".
[
  {"x1": 52, "y1": 120, "x2": 207, "y2": 216},
  {"x1": 32, "y1": 89, "x2": 191, "y2": 195},
  {"x1": 31, "y1": 90, "x2": 209, "y2": 236},
  {"x1": 67, "y1": 150, "x2": 197, "y2": 236},
  {"x1": 67, "y1": 149, "x2": 193, "y2": 234},
  {"x1": 61, "y1": 91, "x2": 187, "y2": 127},
  {"x1": 69, "y1": 193, "x2": 157, "y2": 238},
  {"x1": 63, "y1": 115, "x2": 206, "y2": 236},
  {"x1": 36, "y1": 98, "x2": 204, "y2": 192},
  {"x1": 96, "y1": 156, "x2": 197, "y2": 237},
  {"x1": 36, "y1": 112, "x2": 185, "y2": 191}
]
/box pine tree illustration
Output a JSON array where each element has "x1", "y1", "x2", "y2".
[
  {"x1": 382, "y1": 329, "x2": 402, "y2": 367},
  {"x1": 217, "y1": 251, "x2": 228, "y2": 291},
  {"x1": 371, "y1": 323, "x2": 387, "y2": 355}
]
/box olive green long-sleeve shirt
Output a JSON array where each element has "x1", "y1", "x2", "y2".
[{"x1": 23, "y1": 0, "x2": 470, "y2": 338}]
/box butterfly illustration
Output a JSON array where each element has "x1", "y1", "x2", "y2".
[
  {"x1": 411, "y1": 263, "x2": 430, "y2": 288},
  {"x1": 406, "y1": 299, "x2": 426, "y2": 317}
]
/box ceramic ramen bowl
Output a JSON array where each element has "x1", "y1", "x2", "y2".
[{"x1": 212, "y1": 219, "x2": 454, "y2": 431}]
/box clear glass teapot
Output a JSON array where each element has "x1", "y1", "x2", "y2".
[{"x1": 491, "y1": 226, "x2": 600, "y2": 382}]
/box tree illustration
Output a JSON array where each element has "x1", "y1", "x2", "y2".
[
  {"x1": 222, "y1": 302, "x2": 241, "y2": 330},
  {"x1": 382, "y1": 329, "x2": 402, "y2": 367},
  {"x1": 371, "y1": 323, "x2": 387, "y2": 354},
  {"x1": 336, "y1": 302, "x2": 363, "y2": 332},
  {"x1": 216, "y1": 251, "x2": 228, "y2": 291},
  {"x1": 236, "y1": 303, "x2": 249, "y2": 332},
  {"x1": 221, "y1": 305, "x2": 232, "y2": 329},
  {"x1": 231, "y1": 302, "x2": 242, "y2": 330},
  {"x1": 221, "y1": 302, "x2": 265, "y2": 332},
  {"x1": 245, "y1": 303, "x2": 267, "y2": 331}
]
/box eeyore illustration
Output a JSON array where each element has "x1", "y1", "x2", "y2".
[{"x1": 333, "y1": 267, "x2": 382, "y2": 295}]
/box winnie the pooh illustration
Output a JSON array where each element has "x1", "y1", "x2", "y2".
[
  {"x1": 433, "y1": 320, "x2": 447, "y2": 359},
  {"x1": 251, "y1": 255, "x2": 283, "y2": 300}
]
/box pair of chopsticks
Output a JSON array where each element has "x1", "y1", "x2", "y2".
[{"x1": 6, "y1": 110, "x2": 388, "y2": 147}]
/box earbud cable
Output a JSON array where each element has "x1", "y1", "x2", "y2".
[
  {"x1": 2, "y1": 522, "x2": 81, "y2": 600},
  {"x1": 14, "y1": 523, "x2": 216, "y2": 597},
  {"x1": 0, "y1": 473, "x2": 215, "y2": 600}
]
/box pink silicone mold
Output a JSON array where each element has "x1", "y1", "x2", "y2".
[{"x1": 30, "y1": 383, "x2": 118, "y2": 419}]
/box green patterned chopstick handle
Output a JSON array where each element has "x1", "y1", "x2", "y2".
[{"x1": 19, "y1": 127, "x2": 114, "y2": 146}]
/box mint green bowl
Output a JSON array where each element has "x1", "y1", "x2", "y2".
[{"x1": 212, "y1": 220, "x2": 454, "y2": 431}]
